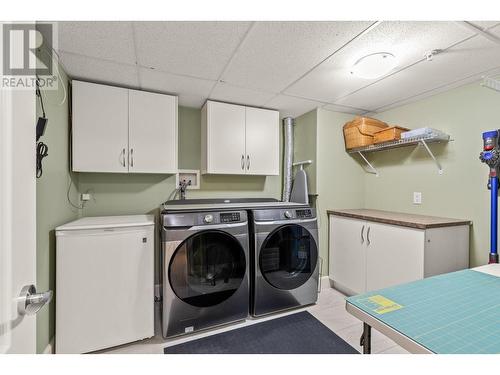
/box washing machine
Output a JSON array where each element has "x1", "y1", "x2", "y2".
[
  {"x1": 161, "y1": 209, "x2": 249, "y2": 337},
  {"x1": 250, "y1": 206, "x2": 319, "y2": 316}
]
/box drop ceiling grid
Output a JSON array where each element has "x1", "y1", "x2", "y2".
[
  {"x1": 57, "y1": 21, "x2": 500, "y2": 117},
  {"x1": 335, "y1": 25, "x2": 500, "y2": 111},
  {"x1": 284, "y1": 22, "x2": 476, "y2": 107}
]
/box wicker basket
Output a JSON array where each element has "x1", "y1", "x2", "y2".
[
  {"x1": 373, "y1": 126, "x2": 410, "y2": 144},
  {"x1": 343, "y1": 116, "x2": 388, "y2": 150}
]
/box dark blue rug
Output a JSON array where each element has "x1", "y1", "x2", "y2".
[{"x1": 164, "y1": 311, "x2": 358, "y2": 354}]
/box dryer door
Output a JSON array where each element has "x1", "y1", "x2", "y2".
[
  {"x1": 169, "y1": 230, "x2": 246, "y2": 307},
  {"x1": 259, "y1": 224, "x2": 318, "y2": 290}
]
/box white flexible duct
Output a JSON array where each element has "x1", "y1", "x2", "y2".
[{"x1": 282, "y1": 117, "x2": 294, "y2": 202}]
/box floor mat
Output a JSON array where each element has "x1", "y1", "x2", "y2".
[{"x1": 164, "y1": 311, "x2": 358, "y2": 354}]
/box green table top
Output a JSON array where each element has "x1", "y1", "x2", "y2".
[{"x1": 346, "y1": 269, "x2": 500, "y2": 354}]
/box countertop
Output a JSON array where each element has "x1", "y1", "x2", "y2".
[{"x1": 327, "y1": 209, "x2": 471, "y2": 229}]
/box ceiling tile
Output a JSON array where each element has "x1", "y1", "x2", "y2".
[
  {"x1": 59, "y1": 52, "x2": 140, "y2": 88},
  {"x1": 322, "y1": 103, "x2": 367, "y2": 115},
  {"x1": 134, "y1": 21, "x2": 252, "y2": 80},
  {"x1": 467, "y1": 21, "x2": 500, "y2": 30},
  {"x1": 178, "y1": 94, "x2": 208, "y2": 109},
  {"x1": 209, "y1": 82, "x2": 276, "y2": 107},
  {"x1": 221, "y1": 21, "x2": 373, "y2": 92},
  {"x1": 139, "y1": 68, "x2": 214, "y2": 96},
  {"x1": 57, "y1": 21, "x2": 136, "y2": 64},
  {"x1": 285, "y1": 21, "x2": 475, "y2": 103},
  {"x1": 335, "y1": 33, "x2": 500, "y2": 111},
  {"x1": 265, "y1": 95, "x2": 323, "y2": 118}
]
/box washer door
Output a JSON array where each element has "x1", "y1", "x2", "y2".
[
  {"x1": 259, "y1": 224, "x2": 318, "y2": 290},
  {"x1": 169, "y1": 230, "x2": 246, "y2": 308}
]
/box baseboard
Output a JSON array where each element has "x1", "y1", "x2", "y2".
[
  {"x1": 43, "y1": 337, "x2": 54, "y2": 354},
  {"x1": 320, "y1": 276, "x2": 330, "y2": 292}
]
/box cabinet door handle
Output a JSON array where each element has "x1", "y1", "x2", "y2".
[
  {"x1": 241, "y1": 154, "x2": 245, "y2": 170},
  {"x1": 360, "y1": 225, "x2": 365, "y2": 244},
  {"x1": 367, "y1": 226, "x2": 371, "y2": 246},
  {"x1": 121, "y1": 148, "x2": 126, "y2": 167},
  {"x1": 130, "y1": 148, "x2": 134, "y2": 167},
  {"x1": 247, "y1": 155, "x2": 250, "y2": 170}
]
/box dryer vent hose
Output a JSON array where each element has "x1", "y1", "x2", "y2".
[{"x1": 282, "y1": 117, "x2": 294, "y2": 202}]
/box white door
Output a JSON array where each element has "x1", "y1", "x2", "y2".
[
  {"x1": 0, "y1": 87, "x2": 42, "y2": 353},
  {"x1": 72, "y1": 81, "x2": 129, "y2": 173},
  {"x1": 329, "y1": 216, "x2": 366, "y2": 294},
  {"x1": 207, "y1": 101, "x2": 246, "y2": 174},
  {"x1": 245, "y1": 107, "x2": 279, "y2": 175},
  {"x1": 129, "y1": 90, "x2": 177, "y2": 173},
  {"x1": 365, "y1": 222, "x2": 425, "y2": 291}
]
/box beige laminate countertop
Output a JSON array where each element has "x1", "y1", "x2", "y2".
[{"x1": 328, "y1": 209, "x2": 471, "y2": 230}]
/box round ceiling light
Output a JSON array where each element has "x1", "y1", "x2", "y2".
[{"x1": 350, "y1": 52, "x2": 398, "y2": 79}]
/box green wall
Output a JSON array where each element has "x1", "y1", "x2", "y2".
[
  {"x1": 36, "y1": 67, "x2": 79, "y2": 353},
  {"x1": 364, "y1": 81, "x2": 500, "y2": 267},
  {"x1": 294, "y1": 108, "x2": 365, "y2": 274}
]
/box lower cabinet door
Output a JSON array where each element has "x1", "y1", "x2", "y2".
[
  {"x1": 365, "y1": 222, "x2": 424, "y2": 291},
  {"x1": 329, "y1": 216, "x2": 366, "y2": 294}
]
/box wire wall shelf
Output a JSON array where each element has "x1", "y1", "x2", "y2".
[{"x1": 348, "y1": 133, "x2": 452, "y2": 176}]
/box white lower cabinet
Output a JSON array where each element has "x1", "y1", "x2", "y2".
[{"x1": 329, "y1": 214, "x2": 469, "y2": 295}]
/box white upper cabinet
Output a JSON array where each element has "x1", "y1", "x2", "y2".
[
  {"x1": 202, "y1": 101, "x2": 246, "y2": 175},
  {"x1": 245, "y1": 107, "x2": 279, "y2": 175},
  {"x1": 72, "y1": 81, "x2": 129, "y2": 173},
  {"x1": 128, "y1": 90, "x2": 177, "y2": 174},
  {"x1": 201, "y1": 100, "x2": 279, "y2": 175},
  {"x1": 72, "y1": 81, "x2": 178, "y2": 174}
]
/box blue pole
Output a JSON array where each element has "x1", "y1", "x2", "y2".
[{"x1": 490, "y1": 175, "x2": 499, "y2": 263}]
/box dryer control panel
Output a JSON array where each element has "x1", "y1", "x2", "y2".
[
  {"x1": 220, "y1": 212, "x2": 241, "y2": 223},
  {"x1": 296, "y1": 209, "x2": 313, "y2": 219}
]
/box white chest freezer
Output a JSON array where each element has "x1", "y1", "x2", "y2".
[{"x1": 55, "y1": 215, "x2": 155, "y2": 353}]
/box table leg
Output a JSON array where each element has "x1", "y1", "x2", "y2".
[{"x1": 359, "y1": 323, "x2": 371, "y2": 354}]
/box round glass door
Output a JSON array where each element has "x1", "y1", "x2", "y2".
[
  {"x1": 169, "y1": 230, "x2": 246, "y2": 307},
  {"x1": 259, "y1": 224, "x2": 318, "y2": 290}
]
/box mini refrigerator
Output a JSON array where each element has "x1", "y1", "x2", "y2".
[{"x1": 55, "y1": 215, "x2": 155, "y2": 353}]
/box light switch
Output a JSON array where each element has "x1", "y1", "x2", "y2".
[{"x1": 413, "y1": 192, "x2": 422, "y2": 205}]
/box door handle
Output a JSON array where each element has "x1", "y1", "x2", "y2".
[
  {"x1": 241, "y1": 154, "x2": 244, "y2": 170},
  {"x1": 361, "y1": 225, "x2": 365, "y2": 244},
  {"x1": 247, "y1": 155, "x2": 250, "y2": 170},
  {"x1": 17, "y1": 285, "x2": 53, "y2": 316},
  {"x1": 130, "y1": 148, "x2": 134, "y2": 167},
  {"x1": 367, "y1": 226, "x2": 371, "y2": 246},
  {"x1": 121, "y1": 148, "x2": 126, "y2": 167}
]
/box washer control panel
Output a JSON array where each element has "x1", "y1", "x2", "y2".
[
  {"x1": 296, "y1": 209, "x2": 313, "y2": 219},
  {"x1": 220, "y1": 212, "x2": 241, "y2": 223}
]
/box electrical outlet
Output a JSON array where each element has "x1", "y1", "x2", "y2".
[
  {"x1": 413, "y1": 192, "x2": 422, "y2": 205},
  {"x1": 81, "y1": 193, "x2": 91, "y2": 201}
]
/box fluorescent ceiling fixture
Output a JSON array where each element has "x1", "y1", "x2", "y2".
[{"x1": 350, "y1": 52, "x2": 398, "y2": 79}]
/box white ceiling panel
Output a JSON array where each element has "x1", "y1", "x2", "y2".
[
  {"x1": 210, "y1": 82, "x2": 276, "y2": 107},
  {"x1": 57, "y1": 22, "x2": 136, "y2": 64},
  {"x1": 322, "y1": 103, "x2": 368, "y2": 115},
  {"x1": 265, "y1": 94, "x2": 324, "y2": 118},
  {"x1": 59, "y1": 52, "x2": 140, "y2": 88},
  {"x1": 334, "y1": 32, "x2": 500, "y2": 111},
  {"x1": 221, "y1": 21, "x2": 374, "y2": 92},
  {"x1": 134, "y1": 21, "x2": 252, "y2": 80},
  {"x1": 139, "y1": 68, "x2": 215, "y2": 96},
  {"x1": 177, "y1": 94, "x2": 208, "y2": 108},
  {"x1": 467, "y1": 21, "x2": 500, "y2": 30},
  {"x1": 285, "y1": 21, "x2": 474, "y2": 103}
]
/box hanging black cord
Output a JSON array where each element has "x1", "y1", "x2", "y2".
[
  {"x1": 36, "y1": 78, "x2": 48, "y2": 178},
  {"x1": 36, "y1": 141, "x2": 48, "y2": 178}
]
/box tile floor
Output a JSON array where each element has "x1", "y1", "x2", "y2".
[{"x1": 99, "y1": 281, "x2": 409, "y2": 354}]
